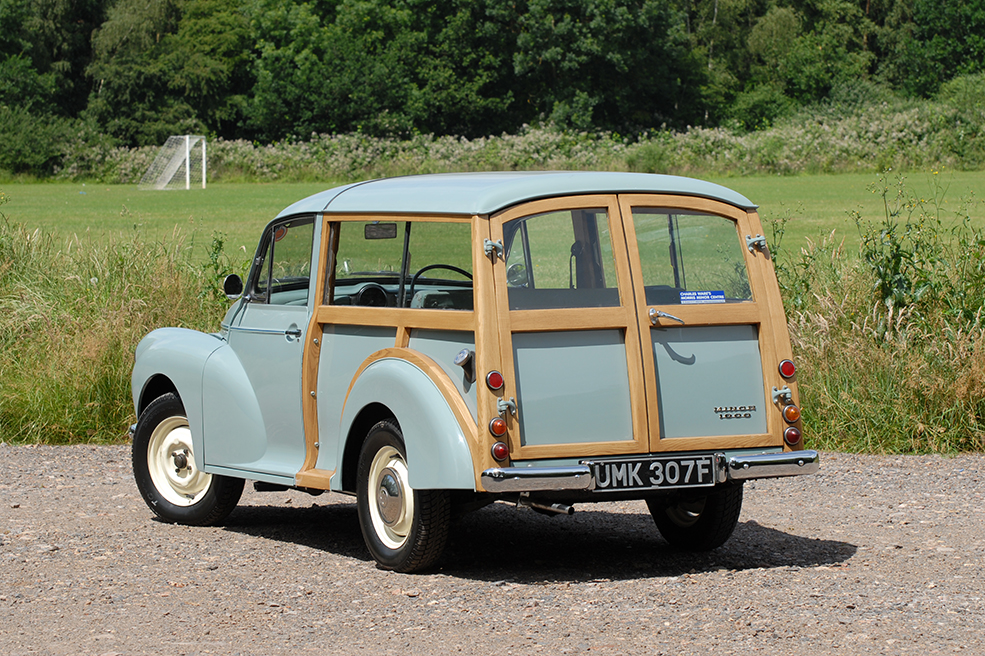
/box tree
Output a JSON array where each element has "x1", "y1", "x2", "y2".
[{"x1": 514, "y1": 0, "x2": 705, "y2": 131}]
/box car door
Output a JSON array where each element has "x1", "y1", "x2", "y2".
[
  {"x1": 489, "y1": 196, "x2": 650, "y2": 460},
  {"x1": 617, "y1": 195, "x2": 782, "y2": 453},
  {"x1": 203, "y1": 216, "x2": 316, "y2": 479}
]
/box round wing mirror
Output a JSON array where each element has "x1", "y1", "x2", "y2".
[{"x1": 223, "y1": 274, "x2": 244, "y2": 300}]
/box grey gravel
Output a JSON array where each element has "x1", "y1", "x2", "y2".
[{"x1": 1, "y1": 445, "x2": 982, "y2": 655}]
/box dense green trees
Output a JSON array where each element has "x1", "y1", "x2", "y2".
[{"x1": 2, "y1": 0, "x2": 985, "y2": 174}]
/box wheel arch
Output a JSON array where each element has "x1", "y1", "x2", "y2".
[
  {"x1": 131, "y1": 327, "x2": 225, "y2": 461},
  {"x1": 137, "y1": 374, "x2": 180, "y2": 416},
  {"x1": 340, "y1": 402, "x2": 396, "y2": 493},
  {"x1": 338, "y1": 356, "x2": 478, "y2": 492}
]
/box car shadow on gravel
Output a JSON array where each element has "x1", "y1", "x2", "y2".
[{"x1": 221, "y1": 499, "x2": 855, "y2": 583}]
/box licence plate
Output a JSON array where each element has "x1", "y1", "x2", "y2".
[{"x1": 583, "y1": 454, "x2": 717, "y2": 492}]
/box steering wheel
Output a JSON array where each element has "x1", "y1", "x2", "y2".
[{"x1": 408, "y1": 264, "x2": 473, "y2": 305}]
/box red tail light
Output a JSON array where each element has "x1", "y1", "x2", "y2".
[
  {"x1": 779, "y1": 360, "x2": 796, "y2": 379},
  {"x1": 490, "y1": 442, "x2": 509, "y2": 461},
  {"x1": 783, "y1": 426, "x2": 802, "y2": 446},
  {"x1": 486, "y1": 371, "x2": 504, "y2": 390}
]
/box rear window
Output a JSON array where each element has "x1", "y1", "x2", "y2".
[
  {"x1": 632, "y1": 209, "x2": 752, "y2": 305},
  {"x1": 503, "y1": 209, "x2": 620, "y2": 310}
]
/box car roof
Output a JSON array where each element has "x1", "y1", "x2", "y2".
[{"x1": 275, "y1": 171, "x2": 757, "y2": 219}]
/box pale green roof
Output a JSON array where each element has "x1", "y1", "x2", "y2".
[{"x1": 276, "y1": 172, "x2": 756, "y2": 219}]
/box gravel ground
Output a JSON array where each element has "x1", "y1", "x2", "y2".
[{"x1": 0, "y1": 445, "x2": 982, "y2": 656}]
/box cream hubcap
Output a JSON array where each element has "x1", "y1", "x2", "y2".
[
  {"x1": 147, "y1": 416, "x2": 212, "y2": 506},
  {"x1": 368, "y1": 446, "x2": 414, "y2": 549}
]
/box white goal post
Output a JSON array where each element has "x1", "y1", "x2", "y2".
[{"x1": 138, "y1": 135, "x2": 207, "y2": 190}]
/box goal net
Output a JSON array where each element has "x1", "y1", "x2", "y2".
[{"x1": 138, "y1": 135, "x2": 207, "y2": 190}]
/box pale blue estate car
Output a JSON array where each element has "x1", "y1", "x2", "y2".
[{"x1": 131, "y1": 172, "x2": 819, "y2": 572}]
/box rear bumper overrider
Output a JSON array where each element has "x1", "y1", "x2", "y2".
[{"x1": 481, "y1": 450, "x2": 820, "y2": 493}]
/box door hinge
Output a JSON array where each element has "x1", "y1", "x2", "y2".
[
  {"x1": 746, "y1": 234, "x2": 771, "y2": 259},
  {"x1": 497, "y1": 397, "x2": 517, "y2": 417},
  {"x1": 484, "y1": 239, "x2": 504, "y2": 261},
  {"x1": 772, "y1": 386, "x2": 793, "y2": 405}
]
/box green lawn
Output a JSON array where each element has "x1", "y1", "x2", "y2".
[
  {"x1": 711, "y1": 170, "x2": 985, "y2": 253},
  {"x1": 3, "y1": 171, "x2": 983, "y2": 261},
  {"x1": 1, "y1": 181, "x2": 339, "y2": 260}
]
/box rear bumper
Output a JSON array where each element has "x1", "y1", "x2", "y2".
[{"x1": 480, "y1": 450, "x2": 820, "y2": 493}]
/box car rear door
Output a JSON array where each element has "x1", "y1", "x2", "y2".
[{"x1": 490, "y1": 194, "x2": 788, "y2": 461}]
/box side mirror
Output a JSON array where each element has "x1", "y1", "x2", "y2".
[{"x1": 223, "y1": 274, "x2": 244, "y2": 300}]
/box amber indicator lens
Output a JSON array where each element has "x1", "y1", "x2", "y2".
[
  {"x1": 490, "y1": 442, "x2": 510, "y2": 461},
  {"x1": 489, "y1": 417, "x2": 507, "y2": 437},
  {"x1": 778, "y1": 359, "x2": 796, "y2": 379},
  {"x1": 782, "y1": 404, "x2": 801, "y2": 423},
  {"x1": 486, "y1": 371, "x2": 505, "y2": 390},
  {"x1": 783, "y1": 426, "x2": 802, "y2": 445}
]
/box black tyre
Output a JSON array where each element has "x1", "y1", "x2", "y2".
[
  {"x1": 647, "y1": 484, "x2": 743, "y2": 551},
  {"x1": 356, "y1": 420, "x2": 451, "y2": 572},
  {"x1": 132, "y1": 393, "x2": 244, "y2": 526}
]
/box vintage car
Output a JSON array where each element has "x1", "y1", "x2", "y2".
[{"x1": 131, "y1": 172, "x2": 819, "y2": 572}]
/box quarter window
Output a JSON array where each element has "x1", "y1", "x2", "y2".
[{"x1": 326, "y1": 220, "x2": 473, "y2": 310}]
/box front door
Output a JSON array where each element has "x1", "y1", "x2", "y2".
[{"x1": 204, "y1": 216, "x2": 315, "y2": 478}]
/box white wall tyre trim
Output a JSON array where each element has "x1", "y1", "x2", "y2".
[
  {"x1": 367, "y1": 445, "x2": 415, "y2": 550},
  {"x1": 146, "y1": 415, "x2": 213, "y2": 507}
]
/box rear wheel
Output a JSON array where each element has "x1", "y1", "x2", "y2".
[
  {"x1": 647, "y1": 484, "x2": 743, "y2": 551},
  {"x1": 356, "y1": 420, "x2": 450, "y2": 572},
  {"x1": 132, "y1": 393, "x2": 244, "y2": 526}
]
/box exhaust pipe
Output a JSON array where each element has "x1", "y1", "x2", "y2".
[{"x1": 517, "y1": 495, "x2": 574, "y2": 516}]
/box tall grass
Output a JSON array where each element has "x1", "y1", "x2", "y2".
[
  {"x1": 775, "y1": 171, "x2": 985, "y2": 452},
  {"x1": 0, "y1": 189, "x2": 236, "y2": 442}
]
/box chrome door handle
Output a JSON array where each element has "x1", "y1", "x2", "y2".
[{"x1": 649, "y1": 308, "x2": 685, "y2": 325}]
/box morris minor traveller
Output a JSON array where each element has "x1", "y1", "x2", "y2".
[{"x1": 131, "y1": 172, "x2": 819, "y2": 572}]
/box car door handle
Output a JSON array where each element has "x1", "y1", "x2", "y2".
[{"x1": 285, "y1": 327, "x2": 302, "y2": 337}]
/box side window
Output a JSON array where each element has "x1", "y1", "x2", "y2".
[
  {"x1": 503, "y1": 209, "x2": 619, "y2": 310},
  {"x1": 632, "y1": 209, "x2": 752, "y2": 305},
  {"x1": 250, "y1": 217, "x2": 314, "y2": 306},
  {"x1": 327, "y1": 220, "x2": 473, "y2": 310}
]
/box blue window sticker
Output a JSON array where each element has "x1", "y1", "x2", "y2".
[{"x1": 680, "y1": 290, "x2": 726, "y2": 304}]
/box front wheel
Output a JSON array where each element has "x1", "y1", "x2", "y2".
[
  {"x1": 356, "y1": 420, "x2": 450, "y2": 572},
  {"x1": 132, "y1": 393, "x2": 244, "y2": 526},
  {"x1": 647, "y1": 484, "x2": 743, "y2": 551}
]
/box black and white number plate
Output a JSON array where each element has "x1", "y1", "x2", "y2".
[{"x1": 583, "y1": 455, "x2": 718, "y2": 492}]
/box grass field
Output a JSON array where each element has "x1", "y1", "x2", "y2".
[{"x1": 3, "y1": 171, "x2": 983, "y2": 260}]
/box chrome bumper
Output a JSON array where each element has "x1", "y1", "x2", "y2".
[
  {"x1": 724, "y1": 450, "x2": 820, "y2": 481},
  {"x1": 481, "y1": 466, "x2": 596, "y2": 493},
  {"x1": 480, "y1": 450, "x2": 820, "y2": 493}
]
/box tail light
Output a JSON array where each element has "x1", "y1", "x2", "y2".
[
  {"x1": 783, "y1": 426, "x2": 802, "y2": 446},
  {"x1": 778, "y1": 360, "x2": 796, "y2": 379},
  {"x1": 489, "y1": 417, "x2": 507, "y2": 437},
  {"x1": 782, "y1": 404, "x2": 801, "y2": 423},
  {"x1": 486, "y1": 371, "x2": 504, "y2": 390},
  {"x1": 490, "y1": 442, "x2": 509, "y2": 461}
]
